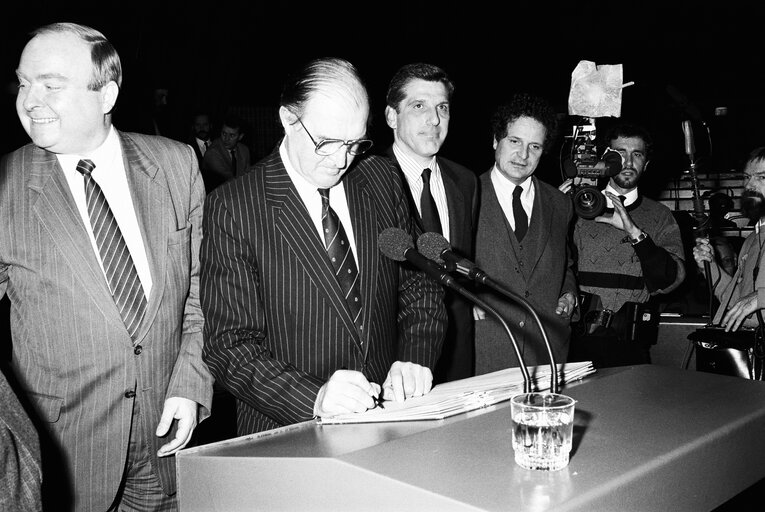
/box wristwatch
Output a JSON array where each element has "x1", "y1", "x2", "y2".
[{"x1": 629, "y1": 231, "x2": 648, "y2": 245}]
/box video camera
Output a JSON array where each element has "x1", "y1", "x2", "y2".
[{"x1": 560, "y1": 117, "x2": 623, "y2": 219}]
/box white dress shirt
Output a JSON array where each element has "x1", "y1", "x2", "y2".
[
  {"x1": 603, "y1": 184, "x2": 638, "y2": 207},
  {"x1": 393, "y1": 143, "x2": 451, "y2": 241},
  {"x1": 196, "y1": 137, "x2": 210, "y2": 157},
  {"x1": 58, "y1": 126, "x2": 152, "y2": 296},
  {"x1": 490, "y1": 165, "x2": 534, "y2": 232},
  {"x1": 279, "y1": 141, "x2": 359, "y2": 263}
]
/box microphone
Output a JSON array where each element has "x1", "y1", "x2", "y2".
[
  {"x1": 682, "y1": 119, "x2": 696, "y2": 159},
  {"x1": 378, "y1": 227, "x2": 461, "y2": 290},
  {"x1": 417, "y1": 232, "x2": 559, "y2": 393},
  {"x1": 378, "y1": 227, "x2": 532, "y2": 391}
]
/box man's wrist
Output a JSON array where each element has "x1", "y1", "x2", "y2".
[
  {"x1": 629, "y1": 231, "x2": 648, "y2": 245},
  {"x1": 623, "y1": 230, "x2": 648, "y2": 245}
]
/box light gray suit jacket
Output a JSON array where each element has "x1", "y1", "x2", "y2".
[
  {"x1": 0, "y1": 131, "x2": 213, "y2": 511},
  {"x1": 474, "y1": 172, "x2": 577, "y2": 374}
]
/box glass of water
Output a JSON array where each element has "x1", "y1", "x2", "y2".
[{"x1": 510, "y1": 392, "x2": 577, "y2": 471}]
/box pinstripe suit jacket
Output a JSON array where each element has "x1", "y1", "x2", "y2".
[
  {"x1": 384, "y1": 147, "x2": 478, "y2": 383},
  {"x1": 200, "y1": 149, "x2": 447, "y2": 435},
  {"x1": 474, "y1": 172, "x2": 577, "y2": 373},
  {"x1": 0, "y1": 131, "x2": 213, "y2": 511}
]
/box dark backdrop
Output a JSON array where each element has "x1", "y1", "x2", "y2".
[{"x1": 3, "y1": 1, "x2": 765, "y2": 192}]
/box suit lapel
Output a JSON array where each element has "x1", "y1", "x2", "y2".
[
  {"x1": 525, "y1": 177, "x2": 552, "y2": 275},
  {"x1": 385, "y1": 148, "x2": 422, "y2": 232},
  {"x1": 345, "y1": 168, "x2": 376, "y2": 357},
  {"x1": 266, "y1": 159, "x2": 363, "y2": 350},
  {"x1": 483, "y1": 174, "x2": 518, "y2": 277},
  {"x1": 439, "y1": 158, "x2": 467, "y2": 251},
  {"x1": 119, "y1": 133, "x2": 168, "y2": 343},
  {"x1": 30, "y1": 148, "x2": 126, "y2": 333}
]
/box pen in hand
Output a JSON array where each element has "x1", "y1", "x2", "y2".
[{"x1": 372, "y1": 387, "x2": 385, "y2": 409}]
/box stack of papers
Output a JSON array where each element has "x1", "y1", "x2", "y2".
[{"x1": 318, "y1": 361, "x2": 595, "y2": 424}]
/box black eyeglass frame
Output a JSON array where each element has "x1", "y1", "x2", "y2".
[{"x1": 295, "y1": 117, "x2": 374, "y2": 156}]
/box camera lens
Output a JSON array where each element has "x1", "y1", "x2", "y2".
[{"x1": 573, "y1": 186, "x2": 606, "y2": 219}]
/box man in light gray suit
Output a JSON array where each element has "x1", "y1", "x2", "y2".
[
  {"x1": 1, "y1": 22, "x2": 212, "y2": 511},
  {"x1": 474, "y1": 93, "x2": 578, "y2": 374}
]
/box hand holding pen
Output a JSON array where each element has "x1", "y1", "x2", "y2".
[{"x1": 314, "y1": 369, "x2": 385, "y2": 418}]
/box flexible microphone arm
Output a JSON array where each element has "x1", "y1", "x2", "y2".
[
  {"x1": 417, "y1": 232, "x2": 558, "y2": 393},
  {"x1": 378, "y1": 228, "x2": 532, "y2": 392}
]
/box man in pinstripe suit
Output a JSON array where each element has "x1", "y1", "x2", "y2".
[
  {"x1": 201, "y1": 57, "x2": 447, "y2": 435},
  {"x1": 1, "y1": 23, "x2": 213, "y2": 510}
]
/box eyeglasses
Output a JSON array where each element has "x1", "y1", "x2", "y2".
[{"x1": 296, "y1": 117, "x2": 374, "y2": 156}]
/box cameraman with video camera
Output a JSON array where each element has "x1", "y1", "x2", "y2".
[{"x1": 562, "y1": 121, "x2": 686, "y2": 368}]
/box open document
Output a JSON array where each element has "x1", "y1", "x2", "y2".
[{"x1": 318, "y1": 361, "x2": 595, "y2": 425}]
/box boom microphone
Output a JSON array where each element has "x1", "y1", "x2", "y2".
[
  {"x1": 378, "y1": 227, "x2": 531, "y2": 391},
  {"x1": 417, "y1": 231, "x2": 559, "y2": 393},
  {"x1": 682, "y1": 120, "x2": 696, "y2": 159}
]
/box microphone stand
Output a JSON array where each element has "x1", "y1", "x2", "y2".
[
  {"x1": 423, "y1": 261, "x2": 533, "y2": 393},
  {"x1": 378, "y1": 228, "x2": 533, "y2": 393},
  {"x1": 457, "y1": 263, "x2": 559, "y2": 394},
  {"x1": 466, "y1": 289, "x2": 533, "y2": 393}
]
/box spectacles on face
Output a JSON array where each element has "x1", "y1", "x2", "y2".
[{"x1": 296, "y1": 117, "x2": 374, "y2": 156}]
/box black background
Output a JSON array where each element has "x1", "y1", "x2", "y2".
[{"x1": 3, "y1": 1, "x2": 765, "y2": 192}]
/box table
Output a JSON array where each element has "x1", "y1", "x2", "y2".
[{"x1": 177, "y1": 365, "x2": 765, "y2": 511}]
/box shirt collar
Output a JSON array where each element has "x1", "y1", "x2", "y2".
[
  {"x1": 603, "y1": 184, "x2": 638, "y2": 207},
  {"x1": 392, "y1": 143, "x2": 438, "y2": 181},
  {"x1": 491, "y1": 164, "x2": 533, "y2": 191},
  {"x1": 279, "y1": 139, "x2": 344, "y2": 200},
  {"x1": 57, "y1": 126, "x2": 120, "y2": 175}
]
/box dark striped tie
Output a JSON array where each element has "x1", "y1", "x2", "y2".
[
  {"x1": 76, "y1": 159, "x2": 147, "y2": 340},
  {"x1": 318, "y1": 188, "x2": 362, "y2": 332}
]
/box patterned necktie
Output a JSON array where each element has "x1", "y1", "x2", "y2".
[
  {"x1": 230, "y1": 149, "x2": 237, "y2": 177},
  {"x1": 512, "y1": 185, "x2": 528, "y2": 242},
  {"x1": 76, "y1": 159, "x2": 147, "y2": 340},
  {"x1": 319, "y1": 188, "x2": 362, "y2": 331},
  {"x1": 420, "y1": 168, "x2": 442, "y2": 234}
]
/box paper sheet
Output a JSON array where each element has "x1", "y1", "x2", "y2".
[
  {"x1": 568, "y1": 60, "x2": 626, "y2": 118},
  {"x1": 318, "y1": 361, "x2": 595, "y2": 424}
]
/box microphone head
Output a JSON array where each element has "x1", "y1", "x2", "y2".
[
  {"x1": 377, "y1": 227, "x2": 414, "y2": 261},
  {"x1": 416, "y1": 232, "x2": 450, "y2": 265}
]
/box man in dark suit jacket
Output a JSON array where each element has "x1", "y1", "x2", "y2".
[
  {"x1": 2, "y1": 23, "x2": 212, "y2": 510},
  {"x1": 383, "y1": 63, "x2": 478, "y2": 384},
  {"x1": 188, "y1": 111, "x2": 212, "y2": 168},
  {"x1": 201, "y1": 114, "x2": 251, "y2": 192},
  {"x1": 474, "y1": 93, "x2": 578, "y2": 374},
  {"x1": 201, "y1": 57, "x2": 447, "y2": 436}
]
